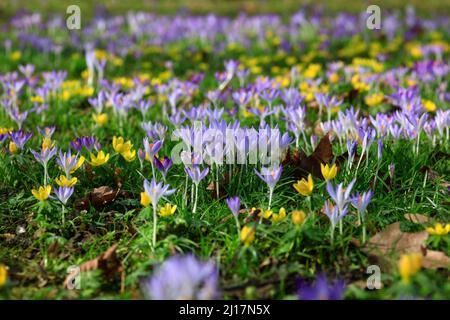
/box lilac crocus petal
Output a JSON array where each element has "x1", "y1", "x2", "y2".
[
  {"x1": 70, "y1": 138, "x2": 83, "y2": 152},
  {"x1": 185, "y1": 165, "x2": 209, "y2": 184},
  {"x1": 31, "y1": 146, "x2": 57, "y2": 166},
  {"x1": 81, "y1": 136, "x2": 96, "y2": 151},
  {"x1": 53, "y1": 186, "x2": 74, "y2": 205},
  {"x1": 297, "y1": 274, "x2": 345, "y2": 300},
  {"x1": 351, "y1": 190, "x2": 374, "y2": 215},
  {"x1": 141, "y1": 254, "x2": 219, "y2": 300},
  {"x1": 226, "y1": 196, "x2": 241, "y2": 218},
  {"x1": 143, "y1": 177, "x2": 176, "y2": 206},
  {"x1": 10, "y1": 130, "x2": 32, "y2": 149},
  {"x1": 56, "y1": 150, "x2": 81, "y2": 177},
  {"x1": 255, "y1": 164, "x2": 283, "y2": 190},
  {"x1": 326, "y1": 179, "x2": 355, "y2": 212},
  {"x1": 143, "y1": 138, "x2": 163, "y2": 159},
  {"x1": 153, "y1": 156, "x2": 173, "y2": 175},
  {"x1": 37, "y1": 126, "x2": 55, "y2": 138}
]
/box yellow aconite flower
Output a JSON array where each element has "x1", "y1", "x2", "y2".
[
  {"x1": 9, "y1": 141, "x2": 18, "y2": 154},
  {"x1": 365, "y1": 93, "x2": 384, "y2": 107},
  {"x1": 422, "y1": 100, "x2": 437, "y2": 112},
  {"x1": 92, "y1": 113, "x2": 108, "y2": 126},
  {"x1": 113, "y1": 136, "x2": 133, "y2": 154},
  {"x1": 240, "y1": 226, "x2": 255, "y2": 246},
  {"x1": 159, "y1": 203, "x2": 177, "y2": 217},
  {"x1": 41, "y1": 137, "x2": 54, "y2": 150},
  {"x1": 121, "y1": 149, "x2": 136, "y2": 162},
  {"x1": 258, "y1": 209, "x2": 272, "y2": 219},
  {"x1": 303, "y1": 63, "x2": 321, "y2": 79},
  {"x1": 292, "y1": 210, "x2": 306, "y2": 226},
  {"x1": 89, "y1": 151, "x2": 109, "y2": 166},
  {"x1": 0, "y1": 264, "x2": 7, "y2": 287},
  {"x1": 10, "y1": 51, "x2": 22, "y2": 61},
  {"x1": 329, "y1": 73, "x2": 339, "y2": 84},
  {"x1": 293, "y1": 174, "x2": 314, "y2": 197},
  {"x1": 30, "y1": 95, "x2": 44, "y2": 104},
  {"x1": 140, "y1": 191, "x2": 151, "y2": 207},
  {"x1": 0, "y1": 127, "x2": 12, "y2": 135},
  {"x1": 70, "y1": 156, "x2": 85, "y2": 174},
  {"x1": 272, "y1": 208, "x2": 286, "y2": 223},
  {"x1": 398, "y1": 253, "x2": 422, "y2": 284},
  {"x1": 426, "y1": 223, "x2": 450, "y2": 236},
  {"x1": 320, "y1": 163, "x2": 337, "y2": 181},
  {"x1": 31, "y1": 185, "x2": 51, "y2": 201},
  {"x1": 55, "y1": 175, "x2": 78, "y2": 187}
]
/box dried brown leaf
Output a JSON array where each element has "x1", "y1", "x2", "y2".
[
  {"x1": 404, "y1": 213, "x2": 429, "y2": 224},
  {"x1": 364, "y1": 222, "x2": 428, "y2": 256},
  {"x1": 422, "y1": 250, "x2": 450, "y2": 269},
  {"x1": 64, "y1": 244, "x2": 123, "y2": 288}
]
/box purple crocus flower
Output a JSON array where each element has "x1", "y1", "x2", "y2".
[
  {"x1": 255, "y1": 164, "x2": 282, "y2": 191},
  {"x1": 81, "y1": 136, "x2": 97, "y2": 152},
  {"x1": 141, "y1": 254, "x2": 219, "y2": 300},
  {"x1": 351, "y1": 190, "x2": 374, "y2": 221},
  {"x1": 88, "y1": 91, "x2": 106, "y2": 114},
  {"x1": 18, "y1": 64, "x2": 35, "y2": 78},
  {"x1": 56, "y1": 150, "x2": 81, "y2": 178},
  {"x1": 37, "y1": 126, "x2": 55, "y2": 138},
  {"x1": 232, "y1": 90, "x2": 252, "y2": 107},
  {"x1": 297, "y1": 274, "x2": 345, "y2": 300},
  {"x1": 326, "y1": 179, "x2": 356, "y2": 212},
  {"x1": 8, "y1": 109, "x2": 28, "y2": 129},
  {"x1": 10, "y1": 130, "x2": 32, "y2": 149},
  {"x1": 185, "y1": 165, "x2": 209, "y2": 185},
  {"x1": 226, "y1": 196, "x2": 241, "y2": 218},
  {"x1": 30, "y1": 146, "x2": 57, "y2": 167},
  {"x1": 255, "y1": 164, "x2": 282, "y2": 209},
  {"x1": 143, "y1": 177, "x2": 176, "y2": 206},
  {"x1": 135, "y1": 98, "x2": 154, "y2": 119},
  {"x1": 324, "y1": 201, "x2": 348, "y2": 230},
  {"x1": 70, "y1": 137, "x2": 83, "y2": 152},
  {"x1": 53, "y1": 186, "x2": 74, "y2": 205},
  {"x1": 143, "y1": 137, "x2": 162, "y2": 160},
  {"x1": 154, "y1": 156, "x2": 173, "y2": 178},
  {"x1": 142, "y1": 122, "x2": 167, "y2": 140}
]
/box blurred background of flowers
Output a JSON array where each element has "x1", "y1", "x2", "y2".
[{"x1": 0, "y1": 0, "x2": 447, "y2": 19}]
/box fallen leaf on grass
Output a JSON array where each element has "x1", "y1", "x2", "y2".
[
  {"x1": 422, "y1": 250, "x2": 450, "y2": 269},
  {"x1": 364, "y1": 222, "x2": 428, "y2": 255},
  {"x1": 283, "y1": 134, "x2": 333, "y2": 179},
  {"x1": 74, "y1": 186, "x2": 129, "y2": 211},
  {"x1": 362, "y1": 221, "x2": 450, "y2": 270},
  {"x1": 64, "y1": 244, "x2": 123, "y2": 288},
  {"x1": 404, "y1": 213, "x2": 429, "y2": 224}
]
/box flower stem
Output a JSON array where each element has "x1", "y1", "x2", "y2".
[
  {"x1": 330, "y1": 226, "x2": 335, "y2": 244},
  {"x1": 152, "y1": 204, "x2": 158, "y2": 250},
  {"x1": 362, "y1": 224, "x2": 367, "y2": 244},
  {"x1": 183, "y1": 174, "x2": 188, "y2": 208},
  {"x1": 268, "y1": 187, "x2": 273, "y2": 210},
  {"x1": 44, "y1": 165, "x2": 48, "y2": 185},
  {"x1": 216, "y1": 164, "x2": 220, "y2": 200},
  {"x1": 234, "y1": 215, "x2": 241, "y2": 237},
  {"x1": 193, "y1": 183, "x2": 199, "y2": 214},
  {"x1": 150, "y1": 161, "x2": 155, "y2": 179}
]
